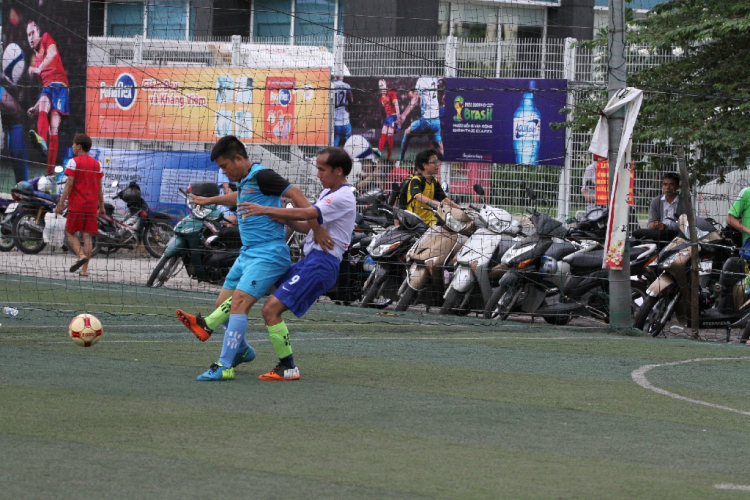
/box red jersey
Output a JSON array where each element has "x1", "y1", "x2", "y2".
[
  {"x1": 380, "y1": 90, "x2": 398, "y2": 116},
  {"x1": 31, "y1": 33, "x2": 68, "y2": 87},
  {"x1": 64, "y1": 155, "x2": 103, "y2": 213}
]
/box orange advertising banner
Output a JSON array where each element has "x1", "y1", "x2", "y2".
[
  {"x1": 595, "y1": 160, "x2": 634, "y2": 206},
  {"x1": 86, "y1": 67, "x2": 330, "y2": 144}
]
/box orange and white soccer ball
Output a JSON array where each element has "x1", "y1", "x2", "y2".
[{"x1": 68, "y1": 313, "x2": 103, "y2": 347}]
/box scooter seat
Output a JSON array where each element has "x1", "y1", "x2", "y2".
[
  {"x1": 567, "y1": 249, "x2": 605, "y2": 270},
  {"x1": 545, "y1": 241, "x2": 577, "y2": 260}
]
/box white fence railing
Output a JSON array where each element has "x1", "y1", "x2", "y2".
[{"x1": 83, "y1": 35, "x2": 729, "y2": 221}]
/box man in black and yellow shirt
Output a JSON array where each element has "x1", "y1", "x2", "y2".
[{"x1": 402, "y1": 148, "x2": 461, "y2": 225}]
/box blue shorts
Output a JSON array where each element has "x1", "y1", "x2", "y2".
[
  {"x1": 40, "y1": 84, "x2": 70, "y2": 115},
  {"x1": 273, "y1": 250, "x2": 339, "y2": 317},
  {"x1": 223, "y1": 246, "x2": 291, "y2": 299},
  {"x1": 409, "y1": 117, "x2": 441, "y2": 144},
  {"x1": 383, "y1": 114, "x2": 399, "y2": 132},
  {"x1": 334, "y1": 123, "x2": 351, "y2": 146}
]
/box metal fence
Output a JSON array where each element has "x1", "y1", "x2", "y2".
[{"x1": 84, "y1": 34, "x2": 724, "y2": 222}]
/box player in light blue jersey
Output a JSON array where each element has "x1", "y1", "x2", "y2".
[
  {"x1": 332, "y1": 76, "x2": 353, "y2": 147},
  {"x1": 175, "y1": 135, "x2": 333, "y2": 381},
  {"x1": 239, "y1": 146, "x2": 356, "y2": 380}
]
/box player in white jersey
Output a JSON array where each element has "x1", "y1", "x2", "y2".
[
  {"x1": 397, "y1": 77, "x2": 443, "y2": 162},
  {"x1": 238, "y1": 146, "x2": 356, "y2": 380},
  {"x1": 332, "y1": 76, "x2": 353, "y2": 147}
]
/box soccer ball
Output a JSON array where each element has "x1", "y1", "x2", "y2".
[
  {"x1": 2, "y1": 43, "x2": 25, "y2": 85},
  {"x1": 69, "y1": 313, "x2": 103, "y2": 347}
]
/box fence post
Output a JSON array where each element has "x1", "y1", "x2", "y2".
[
  {"x1": 231, "y1": 35, "x2": 242, "y2": 67},
  {"x1": 445, "y1": 36, "x2": 457, "y2": 77},
  {"x1": 556, "y1": 38, "x2": 577, "y2": 221},
  {"x1": 133, "y1": 35, "x2": 143, "y2": 64},
  {"x1": 333, "y1": 34, "x2": 345, "y2": 76}
]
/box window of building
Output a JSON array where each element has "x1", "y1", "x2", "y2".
[
  {"x1": 452, "y1": 2, "x2": 498, "y2": 40},
  {"x1": 105, "y1": 1, "x2": 194, "y2": 39},
  {"x1": 252, "y1": 0, "x2": 340, "y2": 43},
  {"x1": 253, "y1": 0, "x2": 293, "y2": 40},
  {"x1": 438, "y1": 2, "x2": 451, "y2": 37},
  {"x1": 294, "y1": 0, "x2": 336, "y2": 39},
  {"x1": 107, "y1": 2, "x2": 144, "y2": 37}
]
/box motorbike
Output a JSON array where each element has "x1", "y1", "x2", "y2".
[
  {"x1": 359, "y1": 204, "x2": 429, "y2": 309},
  {"x1": 634, "y1": 215, "x2": 745, "y2": 337},
  {"x1": 439, "y1": 184, "x2": 523, "y2": 315},
  {"x1": 393, "y1": 201, "x2": 476, "y2": 312},
  {"x1": 324, "y1": 213, "x2": 378, "y2": 305},
  {"x1": 4, "y1": 174, "x2": 60, "y2": 254},
  {"x1": 0, "y1": 191, "x2": 18, "y2": 251},
  {"x1": 98, "y1": 180, "x2": 175, "y2": 258},
  {"x1": 147, "y1": 182, "x2": 240, "y2": 287}
]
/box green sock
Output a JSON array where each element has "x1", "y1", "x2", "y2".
[
  {"x1": 205, "y1": 297, "x2": 232, "y2": 330},
  {"x1": 267, "y1": 321, "x2": 292, "y2": 359}
]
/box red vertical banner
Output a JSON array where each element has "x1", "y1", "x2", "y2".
[
  {"x1": 264, "y1": 76, "x2": 296, "y2": 141},
  {"x1": 595, "y1": 160, "x2": 634, "y2": 206}
]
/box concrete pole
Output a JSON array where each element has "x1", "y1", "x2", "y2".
[{"x1": 607, "y1": 0, "x2": 632, "y2": 328}]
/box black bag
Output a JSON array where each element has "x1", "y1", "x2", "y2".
[{"x1": 397, "y1": 176, "x2": 416, "y2": 209}]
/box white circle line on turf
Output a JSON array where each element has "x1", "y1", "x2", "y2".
[
  {"x1": 715, "y1": 484, "x2": 750, "y2": 491},
  {"x1": 631, "y1": 357, "x2": 750, "y2": 416}
]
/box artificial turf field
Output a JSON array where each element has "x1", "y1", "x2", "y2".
[{"x1": 2, "y1": 276, "x2": 750, "y2": 499}]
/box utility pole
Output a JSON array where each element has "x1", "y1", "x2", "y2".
[{"x1": 607, "y1": 0, "x2": 632, "y2": 327}]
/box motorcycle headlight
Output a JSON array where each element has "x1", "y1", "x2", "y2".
[
  {"x1": 369, "y1": 242, "x2": 400, "y2": 257},
  {"x1": 444, "y1": 212, "x2": 468, "y2": 233},
  {"x1": 191, "y1": 203, "x2": 214, "y2": 219}
]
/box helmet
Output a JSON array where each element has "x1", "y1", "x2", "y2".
[
  {"x1": 14, "y1": 181, "x2": 33, "y2": 196},
  {"x1": 37, "y1": 176, "x2": 53, "y2": 193},
  {"x1": 378, "y1": 79, "x2": 387, "y2": 90}
]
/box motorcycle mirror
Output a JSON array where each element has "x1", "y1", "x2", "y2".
[
  {"x1": 525, "y1": 187, "x2": 537, "y2": 201},
  {"x1": 472, "y1": 183, "x2": 485, "y2": 196},
  {"x1": 54, "y1": 165, "x2": 64, "y2": 173}
]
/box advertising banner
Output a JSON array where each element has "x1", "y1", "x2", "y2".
[
  {"x1": 442, "y1": 78, "x2": 567, "y2": 166},
  {"x1": 92, "y1": 147, "x2": 215, "y2": 219},
  {"x1": 344, "y1": 76, "x2": 444, "y2": 163},
  {"x1": 87, "y1": 67, "x2": 330, "y2": 144},
  {"x1": 2, "y1": 0, "x2": 88, "y2": 179}
]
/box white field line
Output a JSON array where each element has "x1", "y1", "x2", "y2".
[
  {"x1": 631, "y1": 357, "x2": 750, "y2": 416},
  {"x1": 715, "y1": 483, "x2": 750, "y2": 491}
]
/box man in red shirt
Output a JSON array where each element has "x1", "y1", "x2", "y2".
[
  {"x1": 377, "y1": 79, "x2": 400, "y2": 160},
  {"x1": 55, "y1": 134, "x2": 105, "y2": 276},
  {"x1": 26, "y1": 20, "x2": 69, "y2": 174}
]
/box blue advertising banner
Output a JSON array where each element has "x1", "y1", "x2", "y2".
[
  {"x1": 91, "y1": 148, "x2": 216, "y2": 220},
  {"x1": 443, "y1": 78, "x2": 567, "y2": 166}
]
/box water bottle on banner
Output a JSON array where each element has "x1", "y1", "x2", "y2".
[{"x1": 512, "y1": 80, "x2": 541, "y2": 165}]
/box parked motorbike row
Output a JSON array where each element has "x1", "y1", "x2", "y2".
[
  {"x1": 0, "y1": 173, "x2": 174, "y2": 258},
  {"x1": 140, "y1": 180, "x2": 750, "y2": 338}
]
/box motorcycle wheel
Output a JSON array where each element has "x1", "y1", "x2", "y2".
[
  {"x1": 483, "y1": 283, "x2": 522, "y2": 320},
  {"x1": 146, "y1": 254, "x2": 182, "y2": 287},
  {"x1": 394, "y1": 285, "x2": 418, "y2": 312},
  {"x1": 633, "y1": 294, "x2": 671, "y2": 337},
  {"x1": 439, "y1": 287, "x2": 461, "y2": 315},
  {"x1": 543, "y1": 315, "x2": 571, "y2": 325},
  {"x1": 360, "y1": 272, "x2": 390, "y2": 308},
  {"x1": 144, "y1": 221, "x2": 175, "y2": 258},
  {"x1": 0, "y1": 229, "x2": 14, "y2": 252},
  {"x1": 741, "y1": 320, "x2": 750, "y2": 344},
  {"x1": 13, "y1": 212, "x2": 46, "y2": 255}
]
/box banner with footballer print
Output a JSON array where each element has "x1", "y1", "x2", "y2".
[
  {"x1": 2, "y1": 0, "x2": 88, "y2": 181},
  {"x1": 442, "y1": 78, "x2": 567, "y2": 166},
  {"x1": 87, "y1": 67, "x2": 330, "y2": 144},
  {"x1": 344, "y1": 76, "x2": 445, "y2": 163}
]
